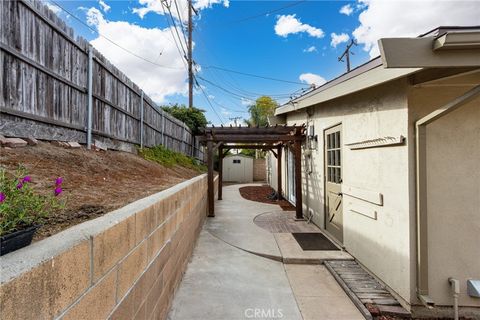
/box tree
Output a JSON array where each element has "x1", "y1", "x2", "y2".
[
  {"x1": 161, "y1": 104, "x2": 208, "y2": 135},
  {"x1": 243, "y1": 96, "x2": 277, "y2": 159},
  {"x1": 239, "y1": 149, "x2": 256, "y2": 157},
  {"x1": 245, "y1": 96, "x2": 277, "y2": 127}
]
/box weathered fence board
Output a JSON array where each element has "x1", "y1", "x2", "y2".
[{"x1": 0, "y1": 0, "x2": 203, "y2": 159}]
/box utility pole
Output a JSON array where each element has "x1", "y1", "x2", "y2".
[
  {"x1": 188, "y1": 0, "x2": 193, "y2": 109},
  {"x1": 338, "y1": 39, "x2": 357, "y2": 73},
  {"x1": 229, "y1": 116, "x2": 242, "y2": 127}
]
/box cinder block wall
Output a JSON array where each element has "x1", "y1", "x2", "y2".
[
  {"x1": 0, "y1": 174, "x2": 214, "y2": 320},
  {"x1": 253, "y1": 158, "x2": 266, "y2": 181}
]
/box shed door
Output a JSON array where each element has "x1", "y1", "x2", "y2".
[
  {"x1": 325, "y1": 124, "x2": 343, "y2": 243},
  {"x1": 229, "y1": 158, "x2": 245, "y2": 182}
]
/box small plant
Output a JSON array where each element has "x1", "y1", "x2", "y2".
[
  {"x1": 0, "y1": 166, "x2": 65, "y2": 236},
  {"x1": 139, "y1": 145, "x2": 206, "y2": 172}
]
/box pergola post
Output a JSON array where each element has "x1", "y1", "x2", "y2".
[
  {"x1": 294, "y1": 139, "x2": 303, "y2": 220},
  {"x1": 218, "y1": 146, "x2": 223, "y2": 200},
  {"x1": 207, "y1": 140, "x2": 214, "y2": 217},
  {"x1": 277, "y1": 146, "x2": 282, "y2": 199}
]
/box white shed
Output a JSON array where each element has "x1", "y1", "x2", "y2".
[{"x1": 222, "y1": 154, "x2": 253, "y2": 183}]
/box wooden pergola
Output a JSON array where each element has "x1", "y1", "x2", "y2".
[{"x1": 198, "y1": 125, "x2": 306, "y2": 219}]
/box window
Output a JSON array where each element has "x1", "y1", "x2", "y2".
[
  {"x1": 326, "y1": 131, "x2": 341, "y2": 183},
  {"x1": 233, "y1": 159, "x2": 241, "y2": 164}
]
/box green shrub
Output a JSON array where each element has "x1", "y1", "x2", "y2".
[
  {"x1": 138, "y1": 145, "x2": 206, "y2": 172},
  {"x1": 0, "y1": 167, "x2": 65, "y2": 236}
]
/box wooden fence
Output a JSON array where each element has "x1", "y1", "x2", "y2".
[{"x1": 0, "y1": 0, "x2": 203, "y2": 159}]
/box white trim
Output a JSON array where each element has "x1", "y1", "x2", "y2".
[
  {"x1": 345, "y1": 136, "x2": 405, "y2": 150},
  {"x1": 275, "y1": 66, "x2": 419, "y2": 115}
]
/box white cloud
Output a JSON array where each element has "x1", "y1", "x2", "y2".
[
  {"x1": 299, "y1": 73, "x2": 326, "y2": 87},
  {"x1": 45, "y1": 2, "x2": 61, "y2": 14},
  {"x1": 330, "y1": 32, "x2": 350, "y2": 48},
  {"x1": 86, "y1": 8, "x2": 188, "y2": 103},
  {"x1": 133, "y1": 0, "x2": 228, "y2": 21},
  {"x1": 274, "y1": 14, "x2": 324, "y2": 38},
  {"x1": 303, "y1": 46, "x2": 317, "y2": 53},
  {"x1": 240, "y1": 98, "x2": 253, "y2": 106},
  {"x1": 220, "y1": 107, "x2": 231, "y2": 116},
  {"x1": 353, "y1": 0, "x2": 480, "y2": 58},
  {"x1": 195, "y1": 0, "x2": 230, "y2": 10},
  {"x1": 98, "y1": 0, "x2": 110, "y2": 13},
  {"x1": 340, "y1": 4, "x2": 353, "y2": 16}
]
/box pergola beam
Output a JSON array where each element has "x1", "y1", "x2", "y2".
[
  {"x1": 201, "y1": 135, "x2": 302, "y2": 143},
  {"x1": 222, "y1": 144, "x2": 279, "y2": 150},
  {"x1": 201, "y1": 127, "x2": 300, "y2": 135},
  {"x1": 200, "y1": 125, "x2": 305, "y2": 220}
]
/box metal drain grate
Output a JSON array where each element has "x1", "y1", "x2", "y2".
[{"x1": 325, "y1": 260, "x2": 411, "y2": 319}]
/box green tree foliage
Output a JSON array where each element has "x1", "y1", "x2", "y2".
[
  {"x1": 161, "y1": 104, "x2": 208, "y2": 135},
  {"x1": 239, "y1": 149, "x2": 256, "y2": 157},
  {"x1": 245, "y1": 96, "x2": 277, "y2": 127}
]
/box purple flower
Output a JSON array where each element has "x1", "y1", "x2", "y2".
[
  {"x1": 0, "y1": 192, "x2": 5, "y2": 203},
  {"x1": 54, "y1": 187, "x2": 63, "y2": 196},
  {"x1": 16, "y1": 182, "x2": 23, "y2": 190},
  {"x1": 22, "y1": 176, "x2": 32, "y2": 183},
  {"x1": 55, "y1": 177, "x2": 63, "y2": 186}
]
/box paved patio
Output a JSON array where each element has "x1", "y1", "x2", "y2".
[{"x1": 168, "y1": 184, "x2": 363, "y2": 320}]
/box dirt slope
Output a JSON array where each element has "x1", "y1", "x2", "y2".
[{"x1": 0, "y1": 142, "x2": 200, "y2": 241}]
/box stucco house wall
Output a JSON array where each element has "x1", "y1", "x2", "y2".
[
  {"x1": 407, "y1": 82, "x2": 480, "y2": 307},
  {"x1": 281, "y1": 78, "x2": 413, "y2": 303},
  {"x1": 270, "y1": 70, "x2": 480, "y2": 311}
]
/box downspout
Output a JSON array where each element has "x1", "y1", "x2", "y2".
[
  {"x1": 448, "y1": 278, "x2": 460, "y2": 320},
  {"x1": 414, "y1": 85, "x2": 480, "y2": 307},
  {"x1": 304, "y1": 108, "x2": 314, "y2": 223}
]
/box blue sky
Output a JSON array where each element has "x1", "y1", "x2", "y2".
[{"x1": 46, "y1": 0, "x2": 480, "y2": 125}]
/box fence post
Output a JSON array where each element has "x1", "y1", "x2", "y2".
[
  {"x1": 86, "y1": 45, "x2": 93, "y2": 150},
  {"x1": 140, "y1": 91, "x2": 144, "y2": 148},
  {"x1": 182, "y1": 124, "x2": 186, "y2": 154},
  {"x1": 161, "y1": 111, "x2": 165, "y2": 146}
]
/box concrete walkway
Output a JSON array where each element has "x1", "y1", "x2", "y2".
[
  {"x1": 168, "y1": 184, "x2": 364, "y2": 320},
  {"x1": 205, "y1": 184, "x2": 283, "y2": 260}
]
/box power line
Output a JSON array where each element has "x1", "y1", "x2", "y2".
[
  {"x1": 198, "y1": 75, "x2": 306, "y2": 103},
  {"x1": 172, "y1": 0, "x2": 189, "y2": 46},
  {"x1": 211, "y1": 99, "x2": 249, "y2": 114},
  {"x1": 163, "y1": 0, "x2": 188, "y2": 57},
  {"x1": 197, "y1": 76, "x2": 252, "y2": 100},
  {"x1": 204, "y1": 66, "x2": 306, "y2": 85},
  {"x1": 50, "y1": 1, "x2": 183, "y2": 70},
  {"x1": 221, "y1": 0, "x2": 307, "y2": 26},
  {"x1": 194, "y1": 76, "x2": 225, "y2": 124},
  {"x1": 160, "y1": 1, "x2": 189, "y2": 71},
  {"x1": 205, "y1": 68, "x2": 297, "y2": 99},
  {"x1": 193, "y1": 32, "x2": 305, "y2": 103}
]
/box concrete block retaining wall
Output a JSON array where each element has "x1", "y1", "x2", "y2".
[{"x1": 0, "y1": 174, "x2": 216, "y2": 320}]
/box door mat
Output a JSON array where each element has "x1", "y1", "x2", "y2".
[{"x1": 291, "y1": 232, "x2": 340, "y2": 251}]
